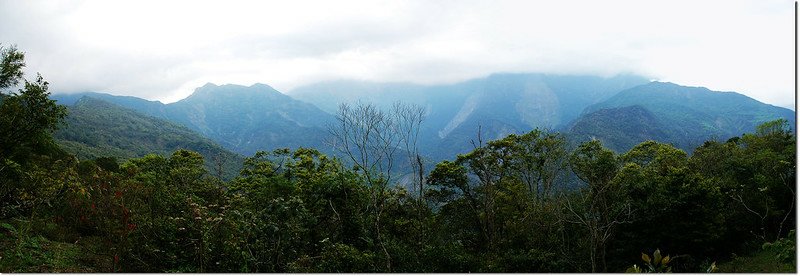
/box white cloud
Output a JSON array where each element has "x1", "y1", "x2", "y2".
[{"x1": 0, "y1": 0, "x2": 793, "y2": 109}]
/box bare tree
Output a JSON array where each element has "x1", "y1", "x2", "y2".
[
  {"x1": 329, "y1": 101, "x2": 400, "y2": 187},
  {"x1": 391, "y1": 102, "x2": 428, "y2": 252},
  {"x1": 392, "y1": 102, "x2": 427, "y2": 203},
  {"x1": 328, "y1": 101, "x2": 399, "y2": 271},
  {"x1": 327, "y1": 101, "x2": 428, "y2": 271}
]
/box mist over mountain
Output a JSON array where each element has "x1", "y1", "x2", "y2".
[
  {"x1": 291, "y1": 73, "x2": 649, "y2": 128},
  {"x1": 52, "y1": 73, "x2": 794, "y2": 162},
  {"x1": 292, "y1": 73, "x2": 650, "y2": 159}
]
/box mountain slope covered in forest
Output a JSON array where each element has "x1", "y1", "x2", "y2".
[
  {"x1": 54, "y1": 96, "x2": 244, "y2": 179},
  {"x1": 54, "y1": 83, "x2": 335, "y2": 156},
  {"x1": 569, "y1": 82, "x2": 796, "y2": 152}
]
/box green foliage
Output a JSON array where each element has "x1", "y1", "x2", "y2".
[
  {"x1": 692, "y1": 119, "x2": 795, "y2": 250},
  {"x1": 0, "y1": 44, "x2": 24, "y2": 89},
  {"x1": 761, "y1": 230, "x2": 796, "y2": 264},
  {"x1": 292, "y1": 242, "x2": 380, "y2": 272},
  {"x1": 0, "y1": 75, "x2": 67, "y2": 160},
  {"x1": 569, "y1": 105, "x2": 673, "y2": 153},
  {"x1": 626, "y1": 249, "x2": 673, "y2": 273},
  {"x1": 578, "y1": 82, "x2": 795, "y2": 153},
  {"x1": 611, "y1": 141, "x2": 727, "y2": 271},
  {"x1": 0, "y1": 45, "x2": 69, "y2": 219},
  {"x1": 717, "y1": 232, "x2": 796, "y2": 273},
  {"x1": 0, "y1": 64, "x2": 795, "y2": 276},
  {"x1": 427, "y1": 128, "x2": 575, "y2": 271},
  {"x1": 499, "y1": 129, "x2": 568, "y2": 201},
  {"x1": 54, "y1": 96, "x2": 244, "y2": 180},
  {"x1": 565, "y1": 139, "x2": 632, "y2": 272},
  {"x1": 4, "y1": 122, "x2": 796, "y2": 273},
  {"x1": 569, "y1": 139, "x2": 619, "y2": 186}
]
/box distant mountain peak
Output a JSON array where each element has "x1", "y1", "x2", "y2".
[
  {"x1": 644, "y1": 81, "x2": 716, "y2": 93},
  {"x1": 73, "y1": 95, "x2": 107, "y2": 107},
  {"x1": 250, "y1": 83, "x2": 277, "y2": 90},
  {"x1": 197, "y1": 82, "x2": 276, "y2": 91},
  {"x1": 183, "y1": 82, "x2": 286, "y2": 104},
  {"x1": 649, "y1": 81, "x2": 678, "y2": 86}
]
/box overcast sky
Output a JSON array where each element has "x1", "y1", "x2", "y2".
[{"x1": 0, "y1": 0, "x2": 795, "y2": 108}]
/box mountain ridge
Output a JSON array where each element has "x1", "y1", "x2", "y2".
[
  {"x1": 51, "y1": 73, "x2": 794, "y2": 161},
  {"x1": 290, "y1": 73, "x2": 652, "y2": 159},
  {"x1": 569, "y1": 81, "x2": 795, "y2": 152},
  {"x1": 54, "y1": 83, "x2": 335, "y2": 156}
]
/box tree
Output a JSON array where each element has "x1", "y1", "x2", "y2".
[
  {"x1": 327, "y1": 101, "x2": 400, "y2": 271},
  {"x1": 327, "y1": 101, "x2": 427, "y2": 271},
  {"x1": 561, "y1": 139, "x2": 630, "y2": 272},
  {"x1": 226, "y1": 148, "x2": 372, "y2": 272},
  {"x1": 0, "y1": 45, "x2": 66, "y2": 162},
  {"x1": 613, "y1": 141, "x2": 726, "y2": 271},
  {"x1": 741, "y1": 119, "x2": 795, "y2": 241},
  {"x1": 725, "y1": 119, "x2": 795, "y2": 242},
  {"x1": 0, "y1": 44, "x2": 68, "y2": 218},
  {"x1": 392, "y1": 102, "x2": 427, "y2": 208},
  {"x1": 329, "y1": 101, "x2": 399, "y2": 187},
  {"x1": 0, "y1": 44, "x2": 24, "y2": 89},
  {"x1": 502, "y1": 129, "x2": 567, "y2": 203},
  {"x1": 686, "y1": 120, "x2": 795, "y2": 252},
  {"x1": 427, "y1": 159, "x2": 486, "y2": 249}
]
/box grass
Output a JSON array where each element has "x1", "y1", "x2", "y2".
[
  {"x1": 0, "y1": 219, "x2": 112, "y2": 273},
  {"x1": 716, "y1": 246, "x2": 796, "y2": 273}
]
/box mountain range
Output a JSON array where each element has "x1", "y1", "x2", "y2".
[
  {"x1": 290, "y1": 73, "x2": 653, "y2": 158},
  {"x1": 54, "y1": 83, "x2": 333, "y2": 156},
  {"x1": 569, "y1": 82, "x2": 796, "y2": 151},
  {"x1": 51, "y1": 73, "x2": 795, "y2": 168}
]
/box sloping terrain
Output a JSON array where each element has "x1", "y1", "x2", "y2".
[
  {"x1": 569, "y1": 82, "x2": 795, "y2": 152},
  {"x1": 54, "y1": 97, "x2": 244, "y2": 179}
]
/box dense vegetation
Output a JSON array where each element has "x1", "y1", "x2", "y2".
[
  {"x1": 53, "y1": 83, "x2": 334, "y2": 157},
  {"x1": 54, "y1": 96, "x2": 244, "y2": 180},
  {"x1": 568, "y1": 105, "x2": 670, "y2": 152},
  {"x1": 1, "y1": 45, "x2": 795, "y2": 273},
  {"x1": 576, "y1": 82, "x2": 797, "y2": 153}
]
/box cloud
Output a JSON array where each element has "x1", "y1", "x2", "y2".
[{"x1": 0, "y1": 0, "x2": 793, "y2": 109}]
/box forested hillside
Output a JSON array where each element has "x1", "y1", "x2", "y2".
[
  {"x1": 53, "y1": 83, "x2": 334, "y2": 156},
  {"x1": 572, "y1": 82, "x2": 796, "y2": 152},
  {"x1": 1, "y1": 46, "x2": 795, "y2": 273},
  {"x1": 54, "y1": 96, "x2": 243, "y2": 180},
  {"x1": 567, "y1": 105, "x2": 669, "y2": 151}
]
